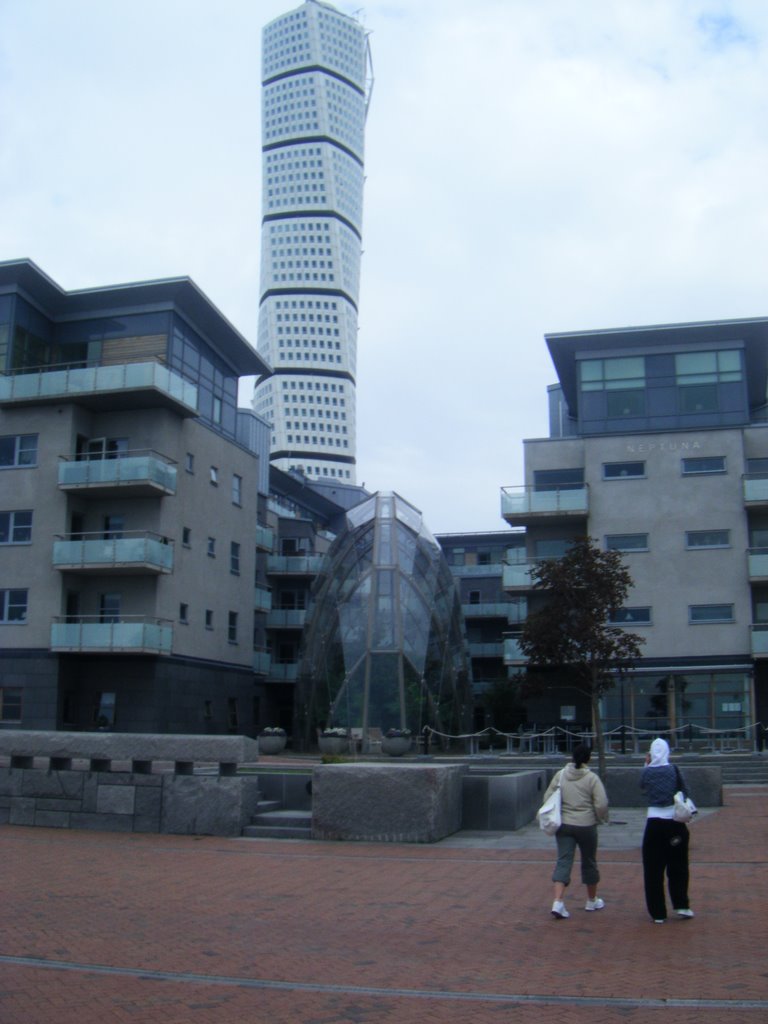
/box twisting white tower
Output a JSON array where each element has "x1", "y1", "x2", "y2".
[{"x1": 253, "y1": 0, "x2": 372, "y2": 483}]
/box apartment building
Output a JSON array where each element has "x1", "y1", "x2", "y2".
[
  {"x1": 501, "y1": 317, "x2": 768, "y2": 744},
  {"x1": 0, "y1": 260, "x2": 270, "y2": 734}
]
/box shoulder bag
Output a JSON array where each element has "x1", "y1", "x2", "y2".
[{"x1": 537, "y1": 770, "x2": 564, "y2": 835}]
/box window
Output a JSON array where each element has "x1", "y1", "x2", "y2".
[
  {"x1": 606, "y1": 533, "x2": 648, "y2": 552},
  {"x1": 179, "y1": 603, "x2": 189, "y2": 623},
  {"x1": 228, "y1": 611, "x2": 238, "y2": 644},
  {"x1": 681, "y1": 456, "x2": 725, "y2": 475},
  {"x1": 534, "y1": 538, "x2": 572, "y2": 558},
  {"x1": 207, "y1": 537, "x2": 216, "y2": 557},
  {"x1": 609, "y1": 607, "x2": 652, "y2": 624},
  {"x1": 675, "y1": 349, "x2": 741, "y2": 385},
  {"x1": 213, "y1": 396, "x2": 222, "y2": 424},
  {"x1": 227, "y1": 697, "x2": 239, "y2": 730},
  {"x1": 185, "y1": 452, "x2": 194, "y2": 474},
  {"x1": 580, "y1": 356, "x2": 645, "y2": 391},
  {"x1": 689, "y1": 604, "x2": 734, "y2": 623},
  {"x1": 210, "y1": 466, "x2": 218, "y2": 485},
  {"x1": 0, "y1": 589, "x2": 28, "y2": 623},
  {"x1": 606, "y1": 390, "x2": 645, "y2": 417},
  {"x1": 230, "y1": 541, "x2": 241, "y2": 575},
  {"x1": 94, "y1": 692, "x2": 116, "y2": 729},
  {"x1": 232, "y1": 473, "x2": 242, "y2": 506},
  {"x1": 0, "y1": 687, "x2": 22, "y2": 721},
  {"x1": 686, "y1": 530, "x2": 730, "y2": 549},
  {"x1": 99, "y1": 593, "x2": 121, "y2": 623},
  {"x1": 533, "y1": 468, "x2": 584, "y2": 491},
  {"x1": 0, "y1": 510, "x2": 32, "y2": 544},
  {"x1": 468, "y1": 590, "x2": 481, "y2": 605},
  {"x1": 103, "y1": 515, "x2": 125, "y2": 539},
  {"x1": 182, "y1": 527, "x2": 191, "y2": 547},
  {"x1": 603, "y1": 461, "x2": 645, "y2": 479},
  {"x1": 205, "y1": 609, "x2": 214, "y2": 629},
  {"x1": 0, "y1": 434, "x2": 37, "y2": 468}
]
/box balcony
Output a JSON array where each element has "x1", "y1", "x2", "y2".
[
  {"x1": 503, "y1": 635, "x2": 528, "y2": 665},
  {"x1": 58, "y1": 451, "x2": 177, "y2": 497},
  {"x1": 255, "y1": 524, "x2": 274, "y2": 552},
  {"x1": 51, "y1": 617, "x2": 172, "y2": 655},
  {"x1": 0, "y1": 362, "x2": 197, "y2": 416},
  {"x1": 253, "y1": 649, "x2": 271, "y2": 675},
  {"x1": 468, "y1": 641, "x2": 504, "y2": 658},
  {"x1": 254, "y1": 586, "x2": 272, "y2": 612},
  {"x1": 266, "y1": 608, "x2": 307, "y2": 629},
  {"x1": 501, "y1": 485, "x2": 589, "y2": 525},
  {"x1": 748, "y1": 549, "x2": 768, "y2": 582},
  {"x1": 502, "y1": 562, "x2": 535, "y2": 590},
  {"x1": 266, "y1": 554, "x2": 325, "y2": 575},
  {"x1": 53, "y1": 533, "x2": 174, "y2": 575},
  {"x1": 744, "y1": 474, "x2": 768, "y2": 506},
  {"x1": 751, "y1": 624, "x2": 768, "y2": 658},
  {"x1": 267, "y1": 662, "x2": 299, "y2": 681},
  {"x1": 449, "y1": 563, "x2": 503, "y2": 577},
  {"x1": 462, "y1": 601, "x2": 516, "y2": 619}
]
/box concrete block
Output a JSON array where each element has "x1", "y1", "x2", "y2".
[
  {"x1": 20, "y1": 769, "x2": 84, "y2": 800},
  {"x1": 0, "y1": 770, "x2": 23, "y2": 798},
  {"x1": 0, "y1": 730, "x2": 259, "y2": 764},
  {"x1": 160, "y1": 775, "x2": 260, "y2": 837},
  {"x1": 462, "y1": 771, "x2": 547, "y2": 830},
  {"x1": 133, "y1": 787, "x2": 162, "y2": 832},
  {"x1": 9, "y1": 797, "x2": 36, "y2": 825},
  {"x1": 33, "y1": 810, "x2": 70, "y2": 828},
  {"x1": 312, "y1": 763, "x2": 465, "y2": 843},
  {"x1": 97, "y1": 785, "x2": 136, "y2": 815}
]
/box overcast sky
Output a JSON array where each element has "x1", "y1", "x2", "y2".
[{"x1": 2, "y1": 0, "x2": 767, "y2": 533}]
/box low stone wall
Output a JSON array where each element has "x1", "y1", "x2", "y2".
[
  {"x1": 462, "y1": 770, "x2": 547, "y2": 830},
  {"x1": 601, "y1": 765, "x2": 722, "y2": 807},
  {"x1": 0, "y1": 762, "x2": 260, "y2": 837},
  {"x1": 312, "y1": 763, "x2": 464, "y2": 842},
  {"x1": 0, "y1": 730, "x2": 259, "y2": 764}
]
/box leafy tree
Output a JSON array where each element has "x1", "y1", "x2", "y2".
[{"x1": 518, "y1": 537, "x2": 645, "y2": 776}]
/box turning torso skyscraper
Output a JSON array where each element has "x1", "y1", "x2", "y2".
[{"x1": 253, "y1": 0, "x2": 372, "y2": 483}]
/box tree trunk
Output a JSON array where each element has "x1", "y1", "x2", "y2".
[{"x1": 591, "y1": 688, "x2": 607, "y2": 779}]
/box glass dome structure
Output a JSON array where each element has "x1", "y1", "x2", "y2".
[{"x1": 295, "y1": 492, "x2": 472, "y2": 751}]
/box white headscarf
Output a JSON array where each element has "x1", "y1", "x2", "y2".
[{"x1": 649, "y1": 737, "x2": 670, "y2": 766}]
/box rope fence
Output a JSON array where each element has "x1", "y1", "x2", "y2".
[{"x1": 422, "y1": 721, "x2": 767, "y2": 756}]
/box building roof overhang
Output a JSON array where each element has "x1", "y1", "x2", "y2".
[
  {"x1": 0, "y1": 258, "x2": 269, "y2": 378},
  {"x1": 545, "y1": 316, "x2": 768, "y2": 414}
]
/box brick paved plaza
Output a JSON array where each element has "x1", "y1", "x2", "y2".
[{"x1": 2, "y1": 786, "x2": 766, "y2": 1024}]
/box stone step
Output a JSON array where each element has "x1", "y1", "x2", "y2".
[
  {"x1": 254, "y1": 799, "x2": 282, "y2": 814},
  {"x1": 243, "y1": 808, "x2": 312, "y2": 840}
]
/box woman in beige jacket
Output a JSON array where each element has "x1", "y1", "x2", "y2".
[{"x1": 543, "y1": 743, "x2": 609, "y2": 919}]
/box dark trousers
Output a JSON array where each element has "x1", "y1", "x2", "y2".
[{"x1": 642, "y1": 817, "x2": 690, "y2": 920}]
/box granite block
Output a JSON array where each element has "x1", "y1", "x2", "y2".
[
  {"x1": 312, "y1": 763, "x2": 465, "y2": 843},
  {"x1": 69, "y1": 813, "x2": 135, "y2": 833},
  {"x1": 96, "y1": 785, "x2": 136, "y2": 815},
  {"x1": 20, "y1": 769, "x2": 84, "y2": 800},
  {"x1": 33, "y1": 810, "x2": 70, "y2": 828},
  {"x1": 0, "y1": 730, "x2": 259, "y2": 764},
  {"x1": 9, "y1": 797, "x2": 35, "y2": 825}
]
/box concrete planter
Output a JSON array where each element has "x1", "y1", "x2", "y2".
[
  {"x1": 259, "y1": 734, "x2": 287, "y2": 755},
  {"x1": 319, "y1": 736, "x2": 349, "y2": 755},
  {"x1": 381, "y1": 736, "x2": 412, "y2": 757}
]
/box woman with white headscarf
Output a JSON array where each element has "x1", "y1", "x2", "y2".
[{"x1": 640, "y1": 737, "x2": 695, "y2": 923}]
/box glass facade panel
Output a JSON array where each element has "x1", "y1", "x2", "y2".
[{"x1": 295, "y1": 493, "x2": 471, "y2": 749}]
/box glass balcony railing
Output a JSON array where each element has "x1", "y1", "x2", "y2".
[
  {"x1": 254, "y1": 586, "x2": 272, "y2": 612},
  {"x1": 751, "y1": 624, "x2": 768, "y2": 657},
  {"x1": 53, "y1": 533, "x2": 174, "y2": 573},
  {"x1": 462, "y1": 602, "x2": 519, "y2": 619},
  {"x1": 0, "y1": 362, "x2": 197, "y2": 413},
  {"x1": 255, "y1": 524, "x2": 274, "y2": 552},
  {"x1": 266, "y1": 608, "x2": 307, "y2": 629},
  {"x1": 51, "y1": 617, "x2": 172, "y2": 654},
  {"x1": 58, "y1": 452, "x2": 177, "y2": 494},
  {"x1": 268, "y1": 662, "x2": 299, "y2": 681},
  {"x1": 468, "y1": 641, "x2": 504, "y2": 658},
  {"x1": 503, "y1": 636, "x2": 528, "y2": 664},
  {"x1": 253, "y1": 650, "x2": 271, "y2": 675},
  {"x1": 501, "y1": 485, "x2": 589, "y2": 519},
  {"x1": 448, "y1": 563, "x2": 503, "y2": 577},
  {"x1": 502, "y1": 562, "x2": 534, "y2": 589},
  {"x1": 266, "y1": 554, "x2": 324, "y2": 575},
  {"x1": 743, "y1": 475, "x2": 768, "y2": 504},
  {"x1": 748, "y1": 549, "x2": 768, "y2": 580}
]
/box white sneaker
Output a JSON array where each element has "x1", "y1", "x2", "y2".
[
  {"x1": 551, "y1": 900, "x2": 570, "y2": 919},
  {"x1": 585, "y1": 897, "x2": 605, "y2": 911},
  {"x1": 675, "y1": 908, "x2": 695, "y2": 918}
]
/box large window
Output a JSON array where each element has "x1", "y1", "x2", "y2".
[
  {"x1": 0, "y1": 589, "x2": 28, "y2": 622},
  {"x1": 681, "y1": 456, "x2": 725, "y2": 475},
  {"x1": 0, "y1": 434, "x2": 37, "y2": 468},
  {"x1": 580, "y1": 356, "x2": 645, "y2": 391},
  {"x1": 609, "y1": 606, "x2": 651, "y2": 624},
  {"x1": 0, "y1": 510, "x2": 32, "y2": 544},
  {"x1": 606, "y1": 533, "x2": 648, "y2": 552},
  {"x1": 675, "y1": 349, "x2": 741, "y2": 385},
  {"x1": 689, "y1": 603, "x2": 734, "y2": 623},
  {"x1": 603, "y1": 461, "x2": 645, "y2": 480},
  {"x1": 686, "y1": 530, "x2": 729, "y2": 549}
]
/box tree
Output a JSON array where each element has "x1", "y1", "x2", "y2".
[{"x1": 517, "y1": 537, "x2": 645, "y2": 776}]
